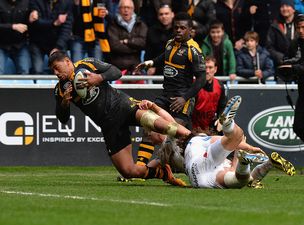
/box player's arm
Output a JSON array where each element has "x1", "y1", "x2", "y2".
[
  {"x1": 81, "y1": 58, "x2": 122, "y2": 85},
  {"x1": 183, "y1": 47, "x2": 206, "y2": 100},
  {"x1": 55, "y1": 83, "x2": 71, "y2": 124}
]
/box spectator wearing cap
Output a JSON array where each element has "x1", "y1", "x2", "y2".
[{"x1": 266, "y1": 0, "x2": 298, "y2": 68}]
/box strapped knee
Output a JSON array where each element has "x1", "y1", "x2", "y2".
[
  {"x1": 140, "y1": 110, "x2": 160, "y2": 130},
  {"x1": 163, "y1": 122, "x2": 178, "y2": 137}
]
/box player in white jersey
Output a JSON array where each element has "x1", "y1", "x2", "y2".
[{"x1": 159, "y1": 95, "x2": 295, "y2": 188}]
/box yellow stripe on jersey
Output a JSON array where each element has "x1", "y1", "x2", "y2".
[
  {"x1": 182, "y1": 99, "x2": 191, "y2": 114},
  {"x1": 165, "y1": 60, "x2": 185, "y2": 69},
  {"x1": 74, "y1": 61, "x2": 97, "y2": 71},
  {"x1": 139, "y1": 143, "x2": 155, "y2": 150},
  {"x1": 168, "y1": 44, "x2": 179, "y2": 62}
]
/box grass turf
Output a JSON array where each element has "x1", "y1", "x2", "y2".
[{"x1": 0, "y1": 167, "x2": 303, "y2": 225}]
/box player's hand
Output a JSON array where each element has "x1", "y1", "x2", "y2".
[
  {"x1": 78, "y1": 71, "x2": 103, "y2": 88},
  {"x1": 62, "y1": 83, "x2": 73, "y2": 108},
  {"x1": 138, "y1": 100, "x2": 153, "y2": 110},
  {"x1": 134, "y1": 60, "x2": 154, "y2": 73},
  {"x1": 170, "y1": 97, "x2": 186, "y2": 113}
]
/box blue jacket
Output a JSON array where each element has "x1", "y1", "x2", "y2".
[{"x1": 236, "y1": 45, "x2": 274, "y2": 82}]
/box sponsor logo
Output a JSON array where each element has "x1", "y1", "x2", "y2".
[
  {"x1": 248, "y1": 106, "x2": 304, "y2": 152},
  {"x1": 164, "y1": 65, "x2": 178, "y2": 77},
  {"x1": 83, "y1": 86, "x2": 99, "y2": 105},
  {"x1": 0, "y1": 112, "x2": 34, "y2": 145},
  {"x1": 0, "y1": 112, "x2": 143, "y2": 146}
]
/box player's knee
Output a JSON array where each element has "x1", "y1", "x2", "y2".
[
  {"x1": 140, "y1": 110, "x2": 160, "y2": 130},
  {"x1": 163, "y1": 122, "x2": 178, "y2": 137}
]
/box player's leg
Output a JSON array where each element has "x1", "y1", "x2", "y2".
[
  {"x1": 219, "y1": 95, "x2": 244, "y2": 150},
  {"x1": 248, "y1": 151, "x2": 296, "y2": 188},
  {"x1": 111, "y1": 145, "x2": 186, "y2": 186},
  {"x1": 216, "y1": 150, "x2": 269, "y2": 188},
  {"x1": 136, "y1": 109, "x2": 191, "y2": 138}
]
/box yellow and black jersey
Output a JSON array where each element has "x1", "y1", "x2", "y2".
[
  {"x1": 54, "y1": 58, "x2": 134, "y2": 126},
  {"x1": 153, "y1": 38, "x2": 206, "y2": 100}
]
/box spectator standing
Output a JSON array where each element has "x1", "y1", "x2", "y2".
[
  {"x1": 237, "y1": 31, "x2": 275, "y2": 83},
  {"x1": 144, "y1": 4, "x2": 174, "y2": 79},
  {"x1": 278, "y1": 15, "x2": 304, "y2": 141},
  {"x1": 70, "y1": 0, "x2": 112, "y2": 62},
  {"x1": 138, "y1": 0, "x2": 171, "y2": 27},
  {"x1": 0, "y1": 0, "x2": 31, "y2": 75},
  {"x1": 215, "y1": 0, "x2": 251, "y2": 50},
  {"x1": 201, "y1": 20, "x2": 237, "y2": 82},
  {"x1": 190, "y1": 0, "x2": 217, "y2": 46},
  {"x1": 192, "y1": 56, "x2": 227, "y2": 133},
  {"x1": 107, "y1": 0, "x2": 147, "y2": 80},
  {"x1": 266, "y1": 0, "x2": 298, "y2": 68},
  {"x1": 247, "y1": 0, "x2": 281, "y2": 47},
  {"x1": 28, "y1": 0, "x2": 73, "y2": 74}
]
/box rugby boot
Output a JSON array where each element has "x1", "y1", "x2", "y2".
[
  {"x1": 162, "y1": 164, "x2": 187, "y2": 187},
  {"x1": 270, "y1": 152, "x2": 296, "y2": 176},
  {"x1": 237, "y1": 149, "x2": 269, "y2": 164},
  {"x1": 219, "y1": 95, "x2": 242, "y2": 128}
]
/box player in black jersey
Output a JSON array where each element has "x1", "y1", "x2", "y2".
[
  {"x1": 133, "y1": 12, "x2": 206, "y2": 168},
  {"x1": 48, "y1": 50, "x2": 190, "y2": 186}
]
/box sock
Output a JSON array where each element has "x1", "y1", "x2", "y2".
[
  {"x1": 136, "y1": 142, "x2": 155, "y2": 166},
  {"x1": 222, "y1": 120, "x2": 235, "y2": 133},
  {"x1": 236, "y1": 161, "x2": 250, "y2": 176},
  {"x1": 251, "y1": 161, "x2": 273, "y2": 181},
  {"x1": 143, "y1": 165, "x2": 164, "y2": 180}
]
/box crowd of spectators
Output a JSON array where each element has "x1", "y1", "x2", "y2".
[{"x1": 0, "y1": 0, "x2": 303, "y2": 84}]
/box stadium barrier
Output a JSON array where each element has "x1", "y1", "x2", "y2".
[{"x1": 0, "y1": 80, "x2": 303, "y2": 166}]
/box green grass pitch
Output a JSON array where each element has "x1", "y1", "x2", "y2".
[{"x1": 0, "y1": 166, "x2": 303, "y2": 225}]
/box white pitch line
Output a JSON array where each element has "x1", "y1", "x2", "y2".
[{"x1": 0, "y1": 190, "x2": 170, "y2": 207}]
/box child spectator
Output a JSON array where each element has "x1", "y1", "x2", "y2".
[
  {"x1": 237, "y1": 31, "x2": 274, "y2": 83},
  {"x1": 201, "y1": 20, "x2": 237, "y2": 83}
]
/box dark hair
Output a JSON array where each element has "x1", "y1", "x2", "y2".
[
  {"x1": 209, "y1": 20, "x2": 224, "y2": 31},
  {"x1": 48, "y1": 50, "x2": 70, "y2": 67},
  {"x1": 295, "y1": 14, "x2": 304, "y2": 25},
  {"x1": 173, "y1": 12, "x2": 193, "y2": 27},
  {"x1": 205, "y1": 56, "x2": 217, "y2": 67}
]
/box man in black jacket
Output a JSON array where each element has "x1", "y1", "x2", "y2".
[
  {"x1": 0, "y1": 0, "x2": 31, "y2": 74},
  {"x1": 278, "y1": 15, "x2": 304, "y2": 142},
  {"x1": 28, "y1": 0, "x2": 73, "y2": 74}
]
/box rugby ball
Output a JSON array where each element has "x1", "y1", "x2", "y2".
[{"x1": 73, "y1": 68, "x2": 88, "y2": 98}]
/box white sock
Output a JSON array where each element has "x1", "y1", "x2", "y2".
[
  {"x1": 222, "y1": 120, "x2": 235, "y2": 133},
  {"x1": 251, "y1": 161, "x2": 273, "y2": 181}
]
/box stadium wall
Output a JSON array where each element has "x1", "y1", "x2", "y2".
[{"x1": 0, "y1": 84, "x2": 303, "y2": 166}]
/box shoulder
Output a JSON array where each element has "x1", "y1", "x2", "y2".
[{"x1": 187, "y1": 39, "x2": 202, "y2": 55}]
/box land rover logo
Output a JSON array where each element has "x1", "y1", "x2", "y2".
[{"x1": 248, "y1": 106, "x2": 304, "y2": 152}]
